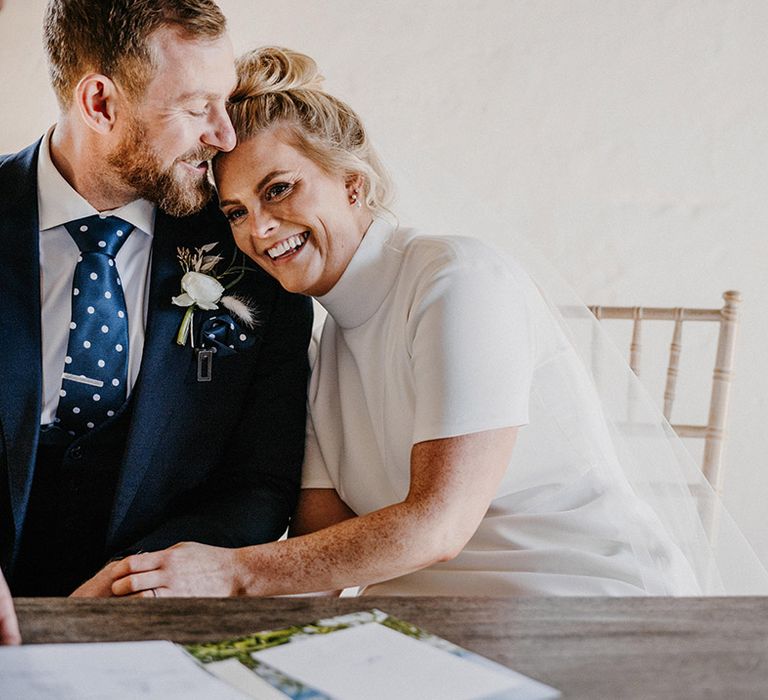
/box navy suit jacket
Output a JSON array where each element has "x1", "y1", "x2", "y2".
[{"x1": 0, "y1": 140, "x2": 313, "y2": 577}]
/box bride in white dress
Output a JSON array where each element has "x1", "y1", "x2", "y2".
[{"x1": 106, "y1": 47, "x2": 766, "y2": 598}]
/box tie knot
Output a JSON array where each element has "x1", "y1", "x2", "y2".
[{"x1": 64, "y1": 215, "x2": 134, "y2": 257}]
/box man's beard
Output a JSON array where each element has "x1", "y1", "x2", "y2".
[{"x1": 107, "y1": 116, "x2": 217, "y2": 217}]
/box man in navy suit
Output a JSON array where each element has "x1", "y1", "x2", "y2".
[{"x1": 0, "y1": 0, "x2": 312, "y2": 597}]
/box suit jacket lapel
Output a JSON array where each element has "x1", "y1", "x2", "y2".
[
  {"x1": 0, "y1": 142, "x2": 44, "y2": 550},
  {"x1": 108, "y1": 209, "x2": 194, "y2": 539}
]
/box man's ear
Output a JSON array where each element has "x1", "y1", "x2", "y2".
[{"x1": 74, "y1": 73, "x2": 122, "y2": 134}]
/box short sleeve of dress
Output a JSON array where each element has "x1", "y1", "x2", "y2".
[
  {"x1": 300, "y1": 409, "x2": 335, "y2": 489},
  {"x1": 407, "y1": 243, "x2": 534, "y2": 445}
]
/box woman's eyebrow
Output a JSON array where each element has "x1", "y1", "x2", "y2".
[
  {"x1": 256, "y1": 170, "x2": 292, "y2": 192},
  {"x1": 219, "y1": 171, "x2": 293, "y2": 208}
]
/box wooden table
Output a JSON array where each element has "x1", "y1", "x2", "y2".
[{"x1": 14, "y1": 596, "x2": 768, "y2": 699}]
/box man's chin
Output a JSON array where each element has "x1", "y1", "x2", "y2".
[{"x1": 155, "y1": 179, "x2": 213, "y2": 218}]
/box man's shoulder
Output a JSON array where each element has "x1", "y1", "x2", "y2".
[
  {"x1": 0, "y1": 140, "x2": 41, "y2": 173},
  {"x1": 0, "y1": 149, "x2": 21, "y2": 169},
  {"x1": 0, "y1": 140, "x2": 42, "y2": 214}
]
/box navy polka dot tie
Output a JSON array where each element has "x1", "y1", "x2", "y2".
[{"x1": 55, "y1": 215, "x2": 134, "y2": 436}]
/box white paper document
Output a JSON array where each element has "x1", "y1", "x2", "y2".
[
  {"x1": 0, "y1": 640, "x2": 249, "y2": 700},
  {"x1": 206, "y1": 658, "x2": 290, "y2": 700},
  {"x1": 252, "y1": 621, "x2": 559, "y2": 700}
]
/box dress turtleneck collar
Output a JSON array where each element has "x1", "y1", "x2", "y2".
[{"x1": 316, "y1": 217, "x2": 401, "y2": 329}]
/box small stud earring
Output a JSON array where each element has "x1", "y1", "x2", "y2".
[{"x1": 350, "y1": 190, "x2": 362, "y2": 208}]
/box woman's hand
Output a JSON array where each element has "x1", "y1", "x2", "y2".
[
  {"x1": 0, "y1": 567, "x2": 20, "y2": 645},
  {"x1": 109, "y1": 542, "x2": 242, "y2": 597},
  {"x1": 70, "y1": 559, "x2": 124, "y2": 597}
]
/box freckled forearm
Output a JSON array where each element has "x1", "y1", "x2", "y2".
[
  {"x1": 233, "y1": 503, "x2": 457, "y2": 596},
  {"x1": 229, "y1": 431, "x2": 518, "y2": 596}
]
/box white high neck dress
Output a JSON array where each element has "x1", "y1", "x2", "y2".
[{"x1": 303, "y1": 218, "x2": 700, "y2": 596}]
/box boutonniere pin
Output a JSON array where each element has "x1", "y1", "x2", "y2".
[{"x1": 172, "y1": 243, "x2": 256, "y2": 347}]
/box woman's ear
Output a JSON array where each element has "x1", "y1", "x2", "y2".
[
  {"x1": 74, "y1": 73, "x2": 122, "y2": 135},
  {"x1": 345, "y1": 173, "x2": 365, "y2": 206}
]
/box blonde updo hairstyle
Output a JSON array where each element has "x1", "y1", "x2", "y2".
[{"x1": 224, "y1": 47, "x2": 393, "y2": 215}]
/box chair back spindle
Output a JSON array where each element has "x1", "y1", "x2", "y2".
[
  {"x1": 663, "y1": 309, "x2": 685, "y2": 421},
  {"x1": 702, "y1": 291, "x2": 741, "y2": 489},
  {"x1": 629, "y1": 307, "x2": 643, "y2": 376}
]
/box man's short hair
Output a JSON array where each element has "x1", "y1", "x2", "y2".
[{"x1": 43, "y1": 0, "x2": 227, "y2": 107}]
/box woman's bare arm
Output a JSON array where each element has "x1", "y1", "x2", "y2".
[{"x1": 109, "y1": 427, "x2": 517, "y2": 597}]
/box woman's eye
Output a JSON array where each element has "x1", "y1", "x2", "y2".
[
  {"x1": 265, "y1": 182, "x2": 292, "y2": 201},
  {"x1": 225, "y1": 208, "x2": 247, "y2": 224}
]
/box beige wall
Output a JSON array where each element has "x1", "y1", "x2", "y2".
[{"x1": 2, "y1": 0, "x2": 767, "y2": 561}]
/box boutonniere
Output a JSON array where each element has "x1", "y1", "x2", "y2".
[{"x1": 172, "y1": 243, "x2": 256, "y2": 347}]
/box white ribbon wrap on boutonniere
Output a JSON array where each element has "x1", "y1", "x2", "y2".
[{"x1": 172, "y1": 242, "x2": 257, "y2": 346}]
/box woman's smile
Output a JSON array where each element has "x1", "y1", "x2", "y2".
[{"x1": 265, "y1": 231, "x2": 310, "y2": 262}]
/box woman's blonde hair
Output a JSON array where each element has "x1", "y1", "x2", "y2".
[{"x1": 225, "y1": 47, "x2": 393, "y2": 214}]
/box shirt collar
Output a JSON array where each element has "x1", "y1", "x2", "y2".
[
  {"x1": 37, "y1": 125, "x2": 156, "y2": 237},
  {"x1": 317, "y1": 216, "x2": 402, "y2": 329}
]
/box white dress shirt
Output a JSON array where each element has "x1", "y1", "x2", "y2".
[{"x1": 37, "y1": 126, "x2": 155, "y2": 425}]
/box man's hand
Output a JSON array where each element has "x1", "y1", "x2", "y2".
[
  {"x1": 110, "y1": 543, "x2": 241, "y2": 597},
  {"x1": 0, "y1": 567, "x2": 21, "y2": 645},
  {"x1": 70, "y1": 560, "x2": 123, "y2": 597}
]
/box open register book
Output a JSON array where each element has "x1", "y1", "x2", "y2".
[
  {"x1": 0, "y1": 609, "x2": 559, "y2": 699},
  {"x1": 186, "y1": 608, "x2": 560, "y2": 700}
]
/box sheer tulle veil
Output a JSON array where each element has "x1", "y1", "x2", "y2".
[{"x1": 504, "y1": 233, "x2": 768, "y2": 595}]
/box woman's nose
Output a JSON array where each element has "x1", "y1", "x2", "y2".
[{"x1": 250, "y1": 209, "x2": 278, "y2": 239}]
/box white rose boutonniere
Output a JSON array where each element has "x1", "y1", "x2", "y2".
[
  {"x1": 174, "y1": 271, "x2": 225, "y2": 310},
  {"x1": 172, "y1": 243, "x2": 256, "y2": 346}
]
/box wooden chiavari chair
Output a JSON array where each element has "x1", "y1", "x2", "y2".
[{"x1": 588, "y1": 291, "x2": 741, "y2": 494}]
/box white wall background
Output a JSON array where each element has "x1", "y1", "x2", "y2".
[{"x1": 2, "y1": 1, "x2": 767, "y2": 561}]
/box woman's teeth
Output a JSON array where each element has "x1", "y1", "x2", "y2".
[{"x1": 267, "y1": 232, "x2": 309, "y2": 260}]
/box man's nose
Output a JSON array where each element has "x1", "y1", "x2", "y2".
[{"x1": 203, "y1": 105, "x2": 236, "y2": 153}]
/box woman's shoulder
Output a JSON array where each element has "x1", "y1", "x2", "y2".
[
  {"x1": 390, "y1": 227, "x2": 529, "y2": 285},
  {"x1": 392, "y1": 227, "x2": 496, "y2": 256}
]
